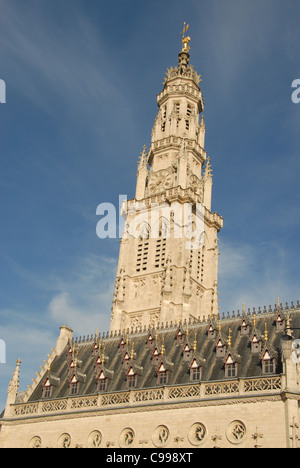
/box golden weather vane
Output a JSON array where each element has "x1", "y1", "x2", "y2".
[{"x1": 180, "y1": 22, "x2": 191, "y2": 52}]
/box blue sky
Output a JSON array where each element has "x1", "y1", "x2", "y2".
[{"x1": 1, "y1": 0, "x2": 300, "y2": 410}]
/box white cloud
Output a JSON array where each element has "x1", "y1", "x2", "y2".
[
  {"x1": 218, "y1": 239, "x2": 300, "y2": 314},
  {"x1": 46, "y1": 253, "x2": 116, "y2": 335}
]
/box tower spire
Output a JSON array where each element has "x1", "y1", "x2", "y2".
[
  {"x1": 110, "y1": 29, "x2": 223, "y2": 333},
  {"x1": 4, "y1": 358, "x2": 21, "y2": 417}
]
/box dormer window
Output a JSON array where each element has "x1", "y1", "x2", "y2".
[
  {"x1": 97, "y1": 371, "x2": 108, "y2": 392},
  {"x1": 92, "y1": 340, "x2": 101, "y2": 356},
  {"x1": 176, "y1": 329, "x2": 185, "y2": 344},
  {"x1": 126, "y1": 367, "x2": 138, "y2": 389},
  {"x1": 147, "y1": 333, "x2": 157, "y2": 349},
  {"x1": 157, "y1": 363, "x2": 169, "y2": 385},
  {"x1": 251, "y1": 334, "x2": 263, "y2": 354},
  {"x1": 68, "y1": 359, "x2": 76, "y2": 379},
  {"x1": 152, "y1": 347, "x2": 161, "y2": 366},
  {"x1": 262, "y1": 350, "x2": 275, "y2": 375},
  {"x1": 207, "y1": 324, "x2": 216, "y2": 340},
  {"x1": 70, "y1": 375, "x2": 80, "y2": 395},
  {"x1": 190, "y1": 358, "x2": 202, "y2": 381},
  {"x1": 42, "y1": 378, "x2": 53, "y2": 399},
  {"x1": 216, "y1": 338, "x2": 226, "y2": 358},
  {"x1": 119, "y1": 337, "x2": 127, "y2": 351},
  {"x1": 240, "y1": 319, "x2": 250, "y2": 336},
  {"x1": 123, "y1": 351, "x2": 131, "y2": 369},
  {"x1": 275, "y1": 315, "x2": 285, "y2": 333},
  {"x1": 225, "y1": 354, "x2": 238, "y2": 378},
  {"x1": 182, "y1": 343, "x2": 192, "y2": 361}
]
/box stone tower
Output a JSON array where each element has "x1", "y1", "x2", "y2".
[{"x1": 110, "y1": 32, "x2": 223, "y2": 333}]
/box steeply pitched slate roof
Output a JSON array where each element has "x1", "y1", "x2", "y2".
[{"x1": 27, "y1": 309, "x2": 300, "y2": 403}]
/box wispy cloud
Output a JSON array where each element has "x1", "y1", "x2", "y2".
[
  {"x1": 0, "y1": 252, "x2": 117, "y2": 409},
  {"x1": 218, "y1": 239, "x2": 300, "y2": 314},
  {"x1": 47, "y1": 253, "x2": 116, "y2": 335}
]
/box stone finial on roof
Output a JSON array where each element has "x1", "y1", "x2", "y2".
[{"x1": 138, "y1": 145, "x2": 147, "y2": 170}]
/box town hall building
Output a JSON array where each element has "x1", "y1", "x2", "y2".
[{"x1": 0, "y1": 28, "x2": 300, "y2": 449}]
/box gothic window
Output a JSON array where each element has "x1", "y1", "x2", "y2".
[
  {"x1": 185, "y1": 120, "x2": 190, "y2": 130},
  {"x1": 262, "y1": 350, "x2": 275, "y2": 375},
  {"x1": 157, "y1": 363, "x2": 169, "y2": 385},
  {"x1": 196, "y1": 248, "x2": 205, "y2": 282},
  {"x1": 136, "y1": 238, "x2": 149, "y2": 272},
  {"x1": 190, "y1": 358, "x2": 202, "y2": 381},
  {"x1": 126, "y1": 367, "x2": 137, "y2": 388},
  {"x1": 42, "y1": 378, "x2": 53, "y2": 399},
  {"x1": 161, "y1": 106, "x2": 167, "y2": 132},
  {"x1": 69, "y1": 375, "x2": 80, "y2": 395},
  {"x1": 158, "y1": 371, "x2": 168, "y2": 385},
  {"x1": 225, "y1": 355, "x2": 238, "y2": 378},
  {"x1": 154, "y1": 237, "x2": 166, "y2": 268},
  {"x1": 97, "y1": 371, "x2": 108, "y2": 392}
]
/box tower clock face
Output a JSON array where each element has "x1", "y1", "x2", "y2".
[{"x1": 149, "y1": 169, "x2": 172, "y2": 193}]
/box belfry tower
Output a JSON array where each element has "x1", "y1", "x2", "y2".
[{"x1": 110, "y1": 27, "x2": 223, "y2": 332}]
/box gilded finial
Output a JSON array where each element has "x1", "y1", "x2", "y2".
[
  {"x1": 228, "y1": 328, "x2": 232, "y2": 347},
  {"x1": 186, "y1": 324, "x2": 189, "y2": 337},
  {"x1": 130, "y1": 342, "x2": 135, "y2": 360},
  {"x1": 253, "y1": 312, "x2": 256, "y2": 328},
  {"x1": 193, "y1": 332, "x2": 197, "y2": 352},
  {"x1": 161, "y1": 337, "x2": 165, "y2": 356},
  {"x1": 264, "y1": 323, "x2": 268, "y2": 342},
  {"x1": 126, "y1": 333, "x2": 129, "y2": 346},
  {"x1": 277, "y1": 297, "x2": 281, "y2": 310},
  {"x1": 74, "y1": 350, "x2": 78, "y2": 368},
  {"x1": 101, "y1": 346, "x2": 105, "y2": 364},
  {"x1": 180, "y1": 22, "x2": 191, "y2": 52}
]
